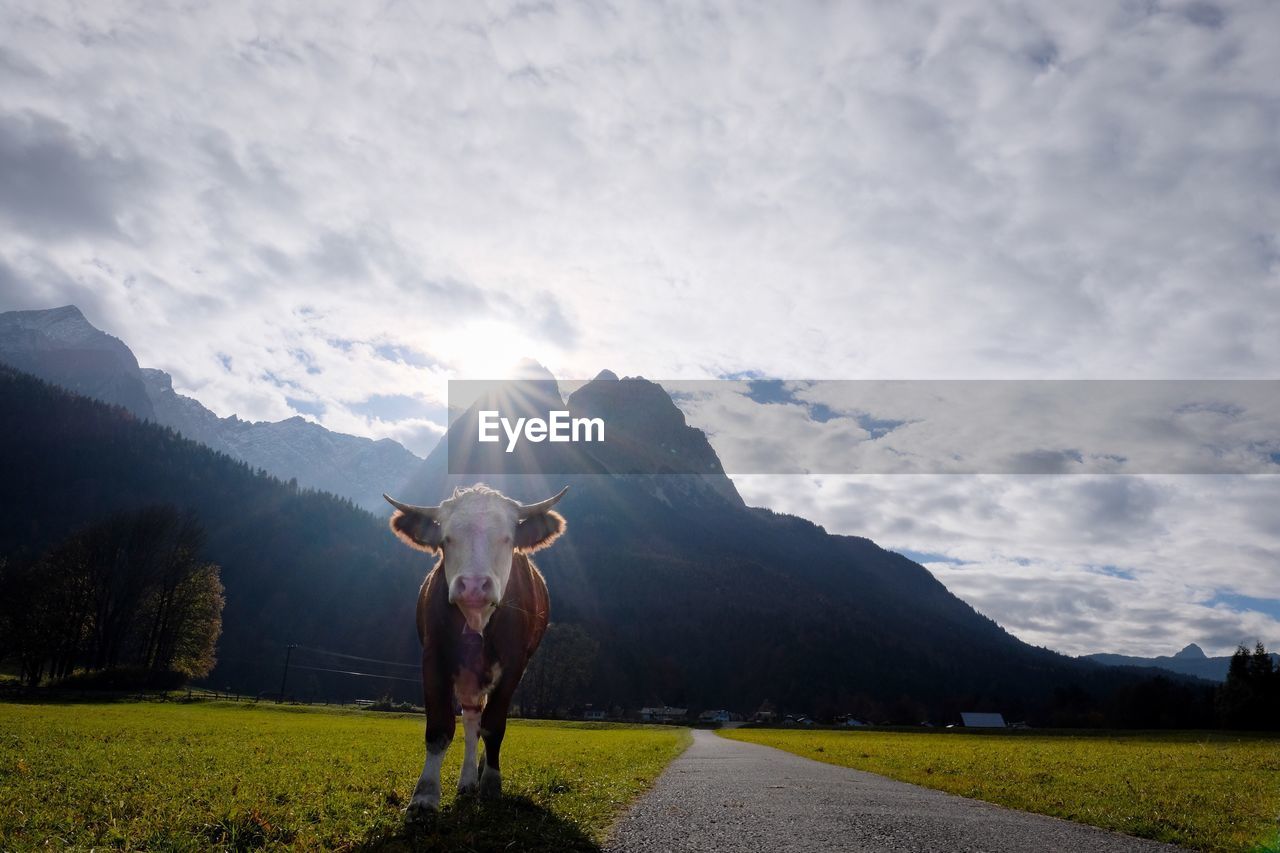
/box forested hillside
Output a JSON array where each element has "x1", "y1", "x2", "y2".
[
  {"x1": 0, "y1": 366, "x2": 424, "y2": 699},
  {"x1": 0, "y1": 366, "x2": 1216, "y2": 724}
]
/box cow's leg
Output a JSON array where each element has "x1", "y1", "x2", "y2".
[
  {"x1": 409, "y1": 662, "x2": 455, "y2": 818},
  {"x1": 409, "y1": 736, "x2": 448, "y2": 816},
  {"x1": 478, "y1": 675, "x2": 518, "y2": 799},
  {"x1": 456, "y1": 703, "x2": 484, "y2": 794}
]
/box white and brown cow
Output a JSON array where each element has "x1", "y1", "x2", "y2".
[{"x1": 383, "y1": 483, "x2": 565, "y2": 817}]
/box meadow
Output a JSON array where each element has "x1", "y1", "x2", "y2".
[
  {"x1": 0, "y1": 700, "x2": 688, "y2": 851},
  {"x1": 722, "y1": 726, "x2": 1280, "y2": 852}
]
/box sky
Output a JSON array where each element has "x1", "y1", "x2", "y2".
[{"x1": 2, "y1": 0, "x2": 1278, "y2": 657}]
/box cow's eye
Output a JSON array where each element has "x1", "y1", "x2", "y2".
[
  {"x1": 443, "y1": 535, "x2": 453, "y2": 546},
  {"x1": 502, "y1": 534, "x2": 512, "y2": 544}
]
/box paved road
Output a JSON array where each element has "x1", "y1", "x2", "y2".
[{"x1": 606, "y1": 729, "x2": 1185, "y2": 853}]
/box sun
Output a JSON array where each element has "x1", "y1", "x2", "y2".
[{"x1": 442, "y1": 321, "x2": 541, "y2": 380}]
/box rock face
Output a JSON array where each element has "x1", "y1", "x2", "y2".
[
  {"x1": 566, "y1": 372, "x2": 744, "y2": 507},
  {"x1": 0, "y1": 305, "x2": 156, "y2": 419},
  {"x1": 139, "y1": 366, "x2": 421, "y2": 511},
  {"x1": 140, "y1": 368, "x2": 229, "y2": 448},
  {"x1": 0, "y1": 305, "x2": 421, "y2": 512},
  {"x1": 1172, "y1": 643, "x2": 1207, "y2": 660},
  {"x1": 216, "y1": 414, "x2": 420, "y2": 511},
  {"x1": 399, "y1": 370, "x2": 743, "y2": 509}
]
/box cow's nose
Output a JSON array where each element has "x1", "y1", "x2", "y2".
[{"x1": 456, "y1": 576, "x2": 494, "y2": 602}]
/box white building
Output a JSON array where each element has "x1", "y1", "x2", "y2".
[{"x1": 639, "y1": 706, "x2": 687, "y2": 723}]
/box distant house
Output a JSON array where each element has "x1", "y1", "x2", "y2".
[
  {"x1": 753, "y1": 700, "x2": 778, "y2": 723},
  {"x1": 698, "y1": 709, "x2": 733, "y2": 723},
  {"x1": 581, "y1": 705, "x2": 607, "y2": 721},
  {"x1": 840, "y1": 716, "x2": 869, "y2": 727},
  {"x1": 639, "y1": 706, "x2": 687, "y2": 723},
  {"x1": 960, "y1": 712, "x2": 1007, "y2": 728}
]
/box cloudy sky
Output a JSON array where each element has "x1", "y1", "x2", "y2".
[{"x1": 2, "y1": 0, "x2": 1278, "y2": 656}]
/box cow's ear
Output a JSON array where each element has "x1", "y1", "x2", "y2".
[
  {"x1": 515, "y1": 510, "x2": 565, "y2": 553},
  {"x1": 390, "y1": 510, "x2": 444, "y2": 553}
]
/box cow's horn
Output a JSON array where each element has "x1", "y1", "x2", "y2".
[
  {"x1": 517, "y1": 486, "x2": 569, "y2": 519},
  {"x1": 383, "y1": 494, "x2": 440, "y2": 518}
]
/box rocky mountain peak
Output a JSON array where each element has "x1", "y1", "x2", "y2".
[
  {"x1": 140, "y1": 367, "x2": 174, "y2": 391},
  {"x1": 401, "y1": 370, "x2": 744, "y2": 508},
  {"x1": 568, "y1": 374, "x2": 745, "y2": 506},
  {"x1": 0, "y1": 304, "x2": 154, "y2": 418},
  {"x1": 1, "y1": 304, "x2": 92, "y2": 339},
  {"x1": 1, "y1": 304, "x2": 127, "y2": 353},
  {"x1": 1173, "y1": 643, "x2": 1207, "y2": 660},
  {"x1": 512, "y1": 358, "x2": 558, "y2": 381},
  {"x1": 2, "y1": 304, "x2": 421, "y2": 512}
]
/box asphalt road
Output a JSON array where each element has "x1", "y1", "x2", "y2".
[{"x1": 606, "y1": 729, "x2": 1186, "y2": 853}]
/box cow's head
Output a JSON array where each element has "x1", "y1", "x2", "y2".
[{"x1": 384, "y1": 484, "x2": 567, "y2": 633}]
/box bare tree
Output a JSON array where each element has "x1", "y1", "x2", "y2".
[{"x1": 0, "y1": 506, "x2": 224, "y2": 686}]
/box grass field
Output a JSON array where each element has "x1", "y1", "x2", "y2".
[
  {"x1": 721, "y1": 726, "x2": 1280, "y2": 852},
  {"x1": 0, "y1": 700, "x2": 688, "y2": 851}
]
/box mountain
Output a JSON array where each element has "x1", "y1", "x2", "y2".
[
  {"x1": 0, "y1": 305, "x2": 156, "y2": 418},
  {"x1": 1174, "y1": 642, "x2": 1208, "y2": 660},
  {"x1": 1083, "y1": 643, "x2": 1279, "y2": 682},
  {"x1": 394, "y1": 371, "x2": 1209, "y2": 724},
  {"x1": 0, "y1": 305, "x2": 421, "y2": 512},
  {"x1": 401, "y1": 370, "x2": 744, "y2": 510},
  {"x1": 566, "y1": 370, "x2": 744, "y2": 506},
  {"x1": 0, "y1": 356, "x2": 1218, "y2": 724},
  {"x1": 141, "y1": 367, "x2": 421, "y2": 512},
  {"x1": 0, "y1": 365, "x2": 424, "y2": 698}
]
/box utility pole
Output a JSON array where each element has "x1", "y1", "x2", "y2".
[{"x1": 277, "y1": 643, "x2": 295, "y2": 704}]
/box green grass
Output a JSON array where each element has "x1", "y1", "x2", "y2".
[
  {"x1": 721, "y1": 726, "x2": 1280, "y2": 852},
  {"x1": 0, "y1": 700, "x2": 688, "y2": 851}
]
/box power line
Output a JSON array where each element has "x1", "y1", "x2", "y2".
[
  {"x1": 289, "y1": 664, "x2": 421, "y2": 684},
  {"x1": 289, "y1": 645, "x2": 414, "y2": 671},
  {"x1": 277, "y1": 643, "x2": 294, "y2": 704}
]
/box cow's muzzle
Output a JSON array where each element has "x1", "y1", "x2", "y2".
[{"x1": 451, "y1": 576, "x2": 498, "y2": 632}]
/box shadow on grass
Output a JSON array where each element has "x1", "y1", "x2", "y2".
[{"x1": 356, "y1": 796, "x2": 602, "y2": 853}]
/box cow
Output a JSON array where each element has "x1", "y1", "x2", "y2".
[{"x1": 382, "y1": 483, "x2": 566, "y2": 818}]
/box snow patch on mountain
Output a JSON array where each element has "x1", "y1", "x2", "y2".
[{"x1": 2, "y1": 305, "x2": 422, "y2": 512}]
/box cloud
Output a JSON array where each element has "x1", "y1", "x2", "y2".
[
  {"x1": 4, "y1": 0, "x2": 1278, "y2": 382},
  {"x1": 1064, "y1": 478, "x2": 1165, "y2": 542},
  {"x1": 348, "y1": 393, "x2": 445, "y2": 423},
  {"x1": 0, "y1": 110, "x2": 148, "y2": 240},
  {"x1": 734, "y1": 473, "x2": 1280, "y2": 657},
  {"x1": 668, "y1": 379, "x2": 1280, "y2": 475},
  {"x1": 0, "y1": 0, "x2": 1277, "y2": 658}
]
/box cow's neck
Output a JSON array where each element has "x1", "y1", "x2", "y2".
[{"x1": 455, "y1": 622, "x2": 494, "y2": 713}]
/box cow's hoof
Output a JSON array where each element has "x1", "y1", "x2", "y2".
[
  {"x1": 478, "y1": 766, "x2": 502, "y2": 800},
  {"x1": 405, "y1": 800, "x2": 439, "y2": 826},
  {"x1": 457, "y1": 779, "x2": 478, "y2": 796}
]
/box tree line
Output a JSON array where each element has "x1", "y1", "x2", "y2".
[
  {"x1": 516, "y1": 623, "x2": 600, "y2": 717},
  {"x1": 0, "y1": 505, "x2": 224, "y2": 688},
  {"x1": 1219, "y1": 643, "x2": 1279, "y2": 730}
]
